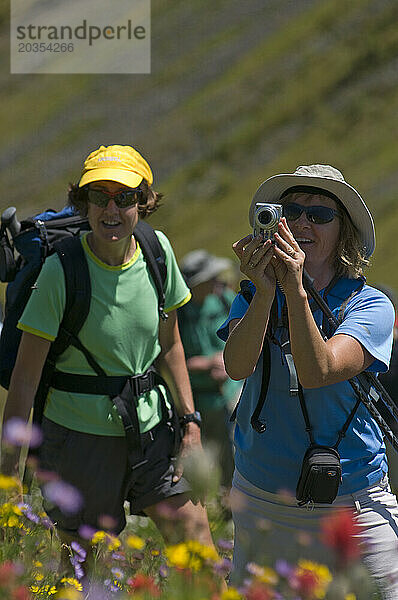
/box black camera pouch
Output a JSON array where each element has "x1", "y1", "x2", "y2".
[{"x1": 296, "y1": 444, "x2": 342, "y2": 505}]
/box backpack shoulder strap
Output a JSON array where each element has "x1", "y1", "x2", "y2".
[
  {"x1": 134, "y1": 221, "x2": 168, "y2": 321},
  {"x1": 32, "y1": 235, "x2": 91, "y2": 425},
  {"x1": 50, "y1": 235, "x2": 91, "y2": 357}
]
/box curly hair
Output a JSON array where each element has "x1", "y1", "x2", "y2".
[
  {"x1": 334, "y1": 203, "x2": 369, "y2": 279},
  {"x1": 67, "y1": 180, "x2": 162, "y2": 219}
]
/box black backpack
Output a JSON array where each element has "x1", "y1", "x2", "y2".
[{"x1": 0, "y1": 205, "x2": 168, "y2": 411}]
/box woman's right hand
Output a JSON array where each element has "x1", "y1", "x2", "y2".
[{"x1": 232, "y1": 234, "x2": 276, "y2": 297}]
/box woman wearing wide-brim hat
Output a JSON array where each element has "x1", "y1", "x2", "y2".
[{"x1": 218, "y1": 164, "x2": 398, "y2": 597}]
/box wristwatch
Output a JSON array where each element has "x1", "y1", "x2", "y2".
[{"x1": 179, "y1": 411, "x2": 202, "y2": 428}]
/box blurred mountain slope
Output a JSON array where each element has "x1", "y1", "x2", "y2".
[{"x1": 0, "y1": 0, "x2": 398, "y2": 289}]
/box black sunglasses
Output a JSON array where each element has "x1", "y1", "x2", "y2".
[
  {"x1": 87, "y1": 187, "x2": 143, "y2": 209},
  {"x1": 283, "y1": 203, "x2": 341, "y2": 225}
]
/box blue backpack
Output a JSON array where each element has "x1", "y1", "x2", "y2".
[{"x1": 0, "y1": 206, "x2": 168, "y2": 427}]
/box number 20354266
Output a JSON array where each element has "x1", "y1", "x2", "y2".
[{"x1": 18, "y1": 42, "x2": 74, "y2": 52}]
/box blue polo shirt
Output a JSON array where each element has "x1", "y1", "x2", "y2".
[{"x1": 217, "y1": 278, "x2": 394, "y2": 496}]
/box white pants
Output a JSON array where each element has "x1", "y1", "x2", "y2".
[{"x1": 231, "y1": 470, "x2": 398, "y2": 599}]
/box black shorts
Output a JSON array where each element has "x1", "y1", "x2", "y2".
[{"x1": 38, "y1": 417, "x2": 191, "y2": 535}]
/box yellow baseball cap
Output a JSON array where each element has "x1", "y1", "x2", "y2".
[{"x1": 78, "y1": 144, "x2": 153, "y2": 188}]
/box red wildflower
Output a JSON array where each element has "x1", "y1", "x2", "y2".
[
  {"x1": 0, "y1": 561, "x2": 16, "y2": 586},
  {"x1": 294, "y1": 569, "x2": 319, "y2": 599},
  {"x1": 12, "y1": 586, "x2": 31, "y2": 600},
  {"x1": 127, "y1": 573, "x2": 160, "y2": 597},
  {"x1": 320, "y1": 509, "x2": 361, "y2": 564},
  {"x1": 245, "y1": 581, "x2": 274, "y2": 600}
]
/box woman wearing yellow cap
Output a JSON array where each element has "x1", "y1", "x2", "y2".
[{"x1": 2, "y1": 145, "x2": 215, "y2": 570}]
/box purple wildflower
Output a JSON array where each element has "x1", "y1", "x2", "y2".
[
  {"x1": 43, "y1": 480, "x2": 83, "y2": 515},
  {"x1": 213, "y1": 557, "x2": 232, "y2": 578},
  {"x1": 78, "y1": 524, "x2": 97, "y2": 540},
  {"x1": 3, "y1": 418, "x2": 43, "y2": 448},
  {"x1": 111, "y1": 552, "x2": 125, "y2": 561},
  {"x1": 159, "y1": 564, "x2": 169, "y2": 578},
  {"x1": 217, "y1": 538, "x2": 234, "y2": 551},
  {"x1": 18, "y1": 503, "x2": 41, "y2": 524},
  {"x1": 71, "y1": 558, "x2": 85, "y2": 580},
  {"x1": 40, "y1": 515, "x2": 54, "y2": 529},
  {"x1": 111, "y1": 567, "x2": 124, "y2": 580},
  {"x1": 71, "y1": 540, "x2": 87, "y2": 561},
  {"x1": 275, "y1": 559, "x2": 294, "y2": 578}
]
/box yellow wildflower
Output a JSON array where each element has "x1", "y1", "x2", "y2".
[
  {"x1": 258, "y1": 566, "x2": 278, "y2": 585},
  {"x1": 165, "y1": 543, "x2": 190, "y2": 569},
  {"x1": 0, "y1": 502, "x2": 22, "y2": 527},
  {"x1": 91, "y1": 530, "x2": 106, "y2": 544},
  {"x1": 56, "y1": 588, "x2": 84, "y2": 599},
  {"x1": 30, "y1": 584, "x2": 57, "y2": 595},
  {"x1": 297, "y1": 559, "x2": 332, "y2": 599},
  {"x1": 91, "y1": 530, "x2": 120, "y2": 551},
  {"x1": 126, "y1": 534, "x2": 145, "y2": 550},
  {"x1": 221, "y1": 588, "x2": 243, "y2": 600},
  {"x1": 0, "y1": 474, "x2": 20, "y2": 490},
  {"x1": 60, "y1": 577, "x2": 83, "y2": 591},
  {"x1": 345, "y1": 595, "x2": 356, "y2": 600},
  {"x1": 165, "y1": 540, "x2": 218, "y2": 571}
]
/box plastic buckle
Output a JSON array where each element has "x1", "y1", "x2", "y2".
[{"x1": 131, "y1": 371, "x2": 154, "y2": 396}]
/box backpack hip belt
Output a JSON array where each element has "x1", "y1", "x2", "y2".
[{"x1": 50, "y1": 367, "x2": 157, "y2": 397}]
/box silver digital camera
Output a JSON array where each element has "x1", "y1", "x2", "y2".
[{"x1": 253, "y1": 202, "x2": 283, "y2": 241}]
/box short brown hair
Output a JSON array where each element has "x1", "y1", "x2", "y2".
[{"x1": 68, "y1": 180, "x2": 162, "y2": 219}]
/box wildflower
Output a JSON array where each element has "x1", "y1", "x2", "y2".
[
  {"x1": 345, "y1": 595, "x2": 356, "y2": 600},
  {"x1": 30, "y1": 584, "x2": 57, "y2": 595},
  {"x1": 11, "y1": 586, "x2": 31, "y2": 600},
  {"x1": 2, "y1": 418, "x2": 43, "y2": 448},
  {"x1": 159, "y1": 564, "x2": 169, "y2": 578},
  {"x1": 0, "y1": 560, "x2": 16, "y2": 585},
  {"x1": 221, "y1": 588, "x2": 243, "y2": 600},
  {"x1": 274, "y1": 560, "x2": 294, "y2": 578},
  {"x1": 43, "y1": 480, "x2": 83, "y2": 515},
  {"x1": 91, "y1": 530, "x2": 121, "y2": 551},
  {"x1": 213, "y1": 557, "x2": 232, "y2": 578},
  {"x1": 245, "y1": 581, "x2": 275, "y2": 600},
  {"x1": 56, "y1": 588, "x2": 84, "y2": 599},
  {"x1": 0, "y1": 474, "x2": 20, "y2": 490},
  {"x1": 127, "y1": 573, "x2": 160, "y2": 597},
  {"x1": 18, "y1": 503, "x2": 41, "y2": 524},
  {"x1": 111, "y1": 566, "x2": 125, "y2": 580},
  {"x1": 0, "y1": 502, "x2": 23, "y2": 527},
  {"x1": 70, "y1": 541, "x2": 87, "y2": 561},
  {"x1": 291, "y1": 560, "x2": 332, "y2": 599},
  {"x1": 217, "y1": 538, "x2": 234, "y2": 552},
  {"x1": 165, "y1": 540, "x2": 217, "y2": 572},
  {"x1": 60, "y1": 577, "x2": 83, "y2": 591},
  {"x1": 78, "y1": 524, "x2": 96, "y2": 539},
  {"x1": 320, "y1": 509, "x2": 361, "y2": 565},
  {"x1": 126, "y1": 534, "x2": 145, "y2": 550}
]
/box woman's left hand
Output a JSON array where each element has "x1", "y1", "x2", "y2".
[{"x1": 272, "y1": 218, "x2": 306, "y2": 296}]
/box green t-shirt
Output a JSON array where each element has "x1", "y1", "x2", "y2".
[
  {"x1": 177, "y1": 289, "x2": 241, "y2": 410},
  {"x1": 18, "y1": 230, "x2": 190, "y2": 435}
]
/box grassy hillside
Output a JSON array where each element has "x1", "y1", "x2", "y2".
[{"x1": 1, "y1": 0, "x2": 398, "y2": 291}]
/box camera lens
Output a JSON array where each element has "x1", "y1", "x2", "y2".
[{"x1": 258, "y1": 210, "x2": 273, "y2": 225}]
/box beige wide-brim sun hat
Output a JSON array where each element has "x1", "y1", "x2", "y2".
[{"x1": 249, "y1": 164, "x2": 375, "y2": 258}]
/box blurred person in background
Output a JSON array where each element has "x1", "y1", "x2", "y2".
[
  {"x1": 179, "y1": 249, "x2": 241, "y2": 491},
  {"x1": 218, "y1": 164, "x2": 398, "y2": 597}
]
